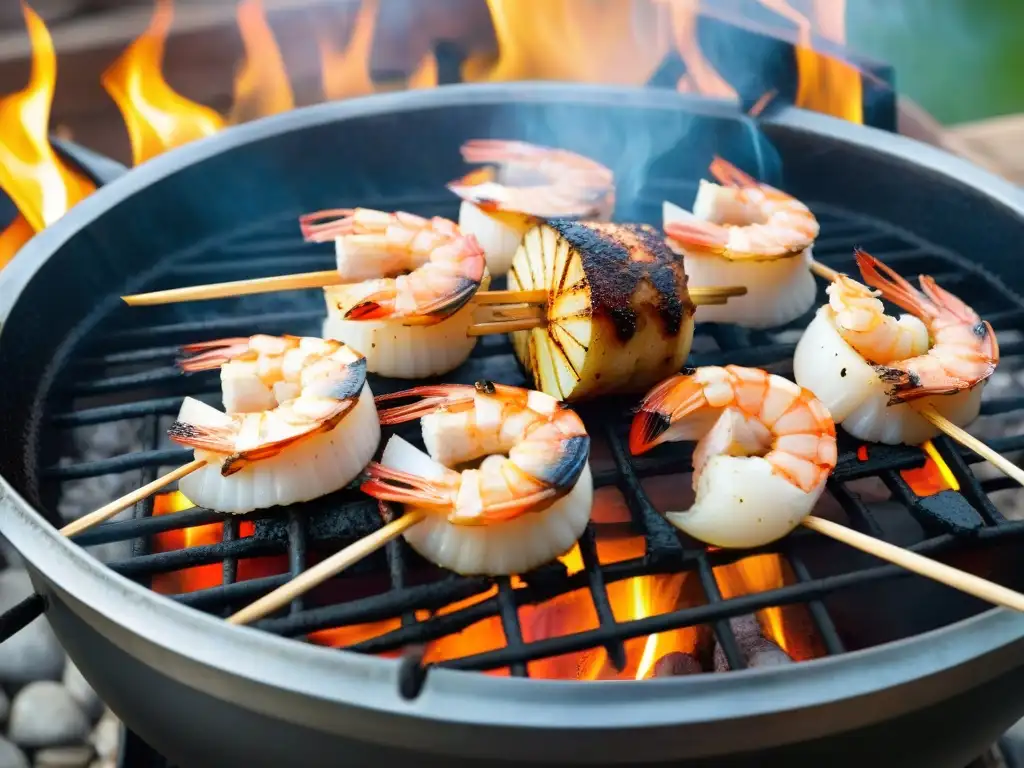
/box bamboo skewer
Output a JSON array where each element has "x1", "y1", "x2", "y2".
[
  {"x1": 808, "y1": 258, "x2": 1024, "y2": 488},
  {"x1": 60, "y1": 459, "x2": 207, "y2": 538},
  {"x1": 224, "y1": 505, "x2": 1024, "y2": 627},
  {"x1": 802, "y1": 516, "x2": 1024, "y2": 611},
  {"x1": 226, "y1": 510, "x2": 427, "y2": 626}
]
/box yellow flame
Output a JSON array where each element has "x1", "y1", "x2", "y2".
[
  {"x1": 757, "y1": 0, "x2": 863, "y2": 123},
  {"x1": 714, "y1": 554, "x2": 788, "y2": 652},
  {"x1": 466, "y1": 0, "x2": 667, "y2": 85},
  {"x1": 408, "y1": 52, "x2": 439, "y2": 90},
  {"x1": 318, "y1": 0, "x2": 377, "y2": 100},
  {"x1": 229, "y1": 0, "x2": 295, "y2": 125},
  {"x1": 0, "y1": 213, "x2": 34, "y2": 269},
  {"x1": 0, "y1": 3, "x2": 94, "y2": 232},
  {"x1": 101, "y1": 0, "x2": 226, "y2": 166}
]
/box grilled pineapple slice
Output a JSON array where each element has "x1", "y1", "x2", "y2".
[{"x1": 508, "y1": 221, "x2": 695, "y2": 402}]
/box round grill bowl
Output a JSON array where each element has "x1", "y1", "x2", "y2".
[{"x1": 2, "y1": 84, "x2": 1024, "y2": 768}]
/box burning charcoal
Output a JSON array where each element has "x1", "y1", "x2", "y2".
[
  {"x1": 713, "y1": 615, "x2": 793, "y2": 671},
  {"x1": 652, "y1": 652, "x2": 703, "y2": 677}
]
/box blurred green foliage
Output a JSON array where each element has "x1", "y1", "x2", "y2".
[{"x1": 847, "y1": 0, "x2": 1024, "y2": 124}]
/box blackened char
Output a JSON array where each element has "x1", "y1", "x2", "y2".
[{"x1": 547, "y1": 220, "x2": 693, "y2": 344}]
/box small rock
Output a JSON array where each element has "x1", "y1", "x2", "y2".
[
  {"x1": 32, "y1": 746, "x2": 94, "y2": 768},
  {"x1": 62, "y1": 662, "x2": 102, "y2": 723},
  {"x1": 652, "y1": 652, "x2": 703, "y2": 677},
  {"x1": 0, "y1": 571, "x2": 65, "y2": 684},
  {"x1": 0, "y1": 737, "x2": 28, "y2": 768},
  {"x1": 0, "y1": 687, "x2": 9, "y2": 725},
  {"x1": 8, "y1": 682, "x2": 90, "y2": 749},
  {"x1": 88, "y1": 711, "x2": 120, "y2": 763}
]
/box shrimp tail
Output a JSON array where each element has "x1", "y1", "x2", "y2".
[
  {"x1": 855, "y1": 249, "x2": 937, "y2": 318},
  {"x1": 374, "y1": 384, "x2": 476, "y2": 424},
  {"x1": 918, "y1": 274, "x2": 979, "y2": 324},
  {"x1": 298, "y1": 208, "x2": 355, "y2": 243},
  {"x1": 709, "y1": 156, "x2": 758, "y2": 188},
  {"x1": 663, "y1": 221, "x2": 729, "y2": 252},
  {"x1": 167, "y1": 421, "x2": 235, "y2": 452},
  {"x1": 360, "y1": 462, "x2": 452, "y2": 507},
  {"x1": 177, "y1": 337, "x2": 253, "y2": 372},
  {"x1": 875, "y1": 365, "x2": 969, "y2": 403},
  {"x1": 344, "y1": 277, "x2": 479, "y2": 324},
  {"x1": 628, "y1": 372, "x2": 699, "y2": 454}
]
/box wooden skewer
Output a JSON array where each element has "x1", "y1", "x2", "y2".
[
  {"x1": 809, "y1": 259, "x2": 839, "y2": 281},
  {"x1": 226, "y1": 510, "x2": 427, "y2": 625},
  {"x1": 122, "y1": 271, "x2": 343, "y2": 306},
  {"x1": 802, "y1": 515, "x2": 1024, "y2": 611},
  {"x1": 917, "y1": 406, "x2": 1024, "y2": 488},
  {"x1": 226, "y1": 505, "x2": 1024, "y2": 628},
  {"x1": 60, "y1": 459, "x2": 207, "y2": 538}
]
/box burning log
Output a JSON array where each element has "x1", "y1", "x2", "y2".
[
  {"x1": 652, "y1": 651, "x2": 703, "y2": 677},
  {"x1": 713, "y1": 615, "x2": 793, "y2": 671}
]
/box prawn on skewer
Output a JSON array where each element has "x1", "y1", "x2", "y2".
[
  {"x1": 448, "y1": 139, "x2": 615, "y2": 275},
  {"x1": 663, "y1": 156, "x2": 820, "y2": 328},
  {"x1": 360, "y1": 381, "x2": 593, "y2": 576},
  {"x1": 630, "y1": 366, "x2": 837, "y2": 548},
  {"x1": 170, "y1": 335, "x2": 379, "y2": 514},
  {"x1": 794, "y1": 249, "x2": 999, "y2": 445},
  {"x1": 298, "y1": 207, "x2": 489, "y2": 378}
]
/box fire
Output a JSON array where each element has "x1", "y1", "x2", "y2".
[
  {"x1": 408, "y1": 53, "x2": 439, "y2": 91},
  {"x1": 0, "y1": 214, "x2": 34, "y2": 270},
  {"x1": 465, "y1": 0, "x2": 668, "y2": 85},
  {"x1": 150, "y1": 491, "x2": 287, "y2": 595},
  {"x1": 101, "y1": 0, "x2": 226, "y2": 166},
  {"x1": 663, "y1": 0, "x2": 738, "y2": 100},
  {"x1": 228, "y1": 0, "x2": 295, "y2": 125},
  {"x1": 901, "y1": 439, "x2": 959, "y2": 496},
  {"x1": 714, "y1": 553, "x2": 822, "y2": 660},
  {"x1": 0, "y1": 4, "x2": 94, "y2": 237},
  {"x1": 318, "y1": 0, "x2": 377, "y2": 100},
  {"x1": 757, "y1": 0, "x2": 863, "y2": 123}
]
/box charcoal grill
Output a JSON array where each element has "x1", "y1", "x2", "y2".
[{"x1": 2, "y1": 84, "x2": 1024, "y2": 768}]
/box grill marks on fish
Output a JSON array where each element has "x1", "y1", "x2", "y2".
[{"x1": 549, "y1": 220, "x2": 693, "y2": 343}]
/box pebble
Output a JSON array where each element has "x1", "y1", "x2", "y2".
[
  {"x1": 0, "y1": 738, "x2": 28, "y2": 768},
  {"x1": 62, "y1": 662, "x2": 102, "y2": 723},
  {"x1": 0, "y1": 571, "x2": 65, "y2": 684},
  {"x1": 32, "y1": 746, "x2": 94, "y2": 768},
  {"x1": 8, "y1": 682, "x2": 90, "y2": 749},
  {"x1": 88, "y1": 711, "x2": 120, "y2": 764}
]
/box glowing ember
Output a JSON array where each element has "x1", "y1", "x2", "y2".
[
  {"x1": 149, "y1": 491, "x2": 287, "y2": 595},
  {"x1": 0, "y1": 4, "x2": 93, "y2": 235},
  {"x1": 714, "y1": 553, "x2": 822, "y2": 660},
  {"x1": 229, "y1": 0, "x2": 295, "y2": 125},
  {"x1": 901, "y1": 439, "x2": 959, "y2": 496},
  {"x1": 101, "y1": 0, "x2": 226, "y2": 166},
  {"x1": 318, "y1": 0, "x2": 378, "y2": 100}
]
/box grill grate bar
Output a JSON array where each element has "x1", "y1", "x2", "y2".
[
  {"x1": 784, "y1": 549, "x2": 846, "y2": 655},
  {"x1": 496, "y1": 578, "x2": 529, "y2": 677},
  {"x1": 286, "y1": 511, "x2": 307, "y2": 615}
]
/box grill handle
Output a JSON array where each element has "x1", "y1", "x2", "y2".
[{"x1": 0, "y1": 593, "x2": 46, "y2": 643}]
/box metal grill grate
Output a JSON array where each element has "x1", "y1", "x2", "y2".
[{"x1": 45, "y1": 192, "x2": 1024, "y2": 691}]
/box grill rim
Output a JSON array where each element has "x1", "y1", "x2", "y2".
[{"x1": 3, "y1": 83, "x2": 1024, "y2": 756}]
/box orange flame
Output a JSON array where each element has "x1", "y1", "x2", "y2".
[
  {"x1": 664, "y1": 0, "x2": 738, "y2": 100},
  {"x1": 229, "y1": 0, "x2": 295, "y2": 125},
  {"x1": 757, "y1": 0, "x2": 863, "y2": 123},
  {"x1": 318, "y1": 0, "x2": 378, "y2": 100},
  {"x1": 101, "y1": 0, "x2": 226, "y2": 166},
  {"x1": 465, "y1": 0, "x2": 667, "y2": 85},
  {"x1": 0, "y1": 214, "x2": 34, "y2": 270},
  {"x1": 150, "y1": 491, "x2": 288, "y2": 595},
  {"x1": 0, "y1": 3, "x2": 93, "y2": 234},
  {"x1": 408, "y1": 53, "x2": 439, "y2": 91},
  {"x1": 714, "y1": 553, "x2": 822, "y2": 660},
  {"x1": 901, "y1": 439, "x2": 959, "y2": 496}
]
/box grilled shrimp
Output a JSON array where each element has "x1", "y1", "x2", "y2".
[
  {"x1": 298, "y1": 207, "x2": 489, "y2": 378},
  {"x1": 448, "y1": 139, "x2": 615, "y2": 274},
  {"x1": 795, "y1": 250, "x2": 999, "y2": 445},
  {"x1": 362, "y1": 381, "x2": 593, "y2": 575},
  {"x1": 630, "y1": 366, "x2": 837, "y2": 548},
  {"x1": 170, "y1": 335, "x2": 379, "y2": 514},
  {"x1": 663, "y1": 156, "x2": 820, "y2": 328}
]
